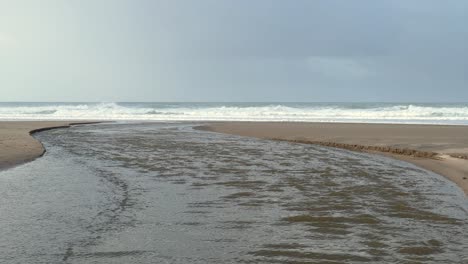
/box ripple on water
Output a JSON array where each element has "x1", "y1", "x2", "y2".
[{"x1": 0, "y1": 123, "x2": 466, "y2": 263}]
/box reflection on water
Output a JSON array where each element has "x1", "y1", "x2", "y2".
[{"x1": 0, "y1": 123, "x2": 467, "y2": 263}]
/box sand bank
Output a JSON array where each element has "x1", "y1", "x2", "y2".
[
  {"x1": 196, "y1": 122, "x2": 468, "y2": 195},
  {"x1": 0, "y1": 121, "x2": 98, "y2": 170}
]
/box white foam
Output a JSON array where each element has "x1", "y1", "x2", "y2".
[{"x1": 1, "y1": 103, "x2": 468, "y2": 124}]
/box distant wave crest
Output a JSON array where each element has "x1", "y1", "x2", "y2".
[{"x1": 1, "y1": 102, "x2": 468, "y2": 124}]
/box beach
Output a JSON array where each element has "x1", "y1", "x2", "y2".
[
  {"x1": 1, "y1": 121, "x2": 467, "y2": 263},
  {"x1": 197, "y1": 122, "x2": 468, "y2": 195},
  {"x1": 0, "y1": 121, "x2": 72, "y2": 170},
  {"x1": 2, "y1": 121, "x2": 468, "y2": 195},
  {"x1": 0, "y1": 121, "x2": 99, "y2": 170},
  {"x1": 3, "y1": 0, "x2": 468, "y2": 261},
  {"x1": 2, "y1": 121, "x2": 467, "y2": 195}
]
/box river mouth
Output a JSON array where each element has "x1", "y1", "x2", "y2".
[{"x1": 0, "y1": 122, "x2": 467, "y2": 263}]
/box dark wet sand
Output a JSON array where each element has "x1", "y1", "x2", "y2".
[
  {"x1": 196, "y1": 122, "x2": 468, "y2": 195},
  {"x1": 0, "y1": 121, "x2": 99, "y2": 170}
]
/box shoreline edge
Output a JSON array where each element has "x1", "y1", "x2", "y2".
[{"x1": 0, "y1": 121, "x2": 102, "y2": 171}]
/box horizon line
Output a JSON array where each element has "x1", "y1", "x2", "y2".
[{"x1": 1, "y1": 101, "x2": 468, "y2": 104}]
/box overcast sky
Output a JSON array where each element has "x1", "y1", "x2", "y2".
[{"x1": 1, "y1": 0, "x2": 467, "y2": 102}]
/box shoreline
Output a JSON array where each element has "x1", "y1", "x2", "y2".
[
  {"x1": 195, "y1": 122, "x2": 468, "y2": 196},
  {"x1": 1, "y1": 121, "x2": 467, "y2": 196},
  {"x1": 0, "y1": 121, "x2": 102, "y2": 171}
]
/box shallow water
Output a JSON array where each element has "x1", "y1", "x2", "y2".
[{"x1": 0, "y1": 123, "x2": 467, "y2": 263}]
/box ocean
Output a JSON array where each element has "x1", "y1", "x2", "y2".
[
  {"x1": 1, "y1": 102, "x2": 468, "y2": 124},
  {"x1": 0, "y1": 123, "x2": 467, "y2": 263}
]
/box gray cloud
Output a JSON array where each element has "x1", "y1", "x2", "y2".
[{"x1": 1, "y1": 0, "x2": 467, "y2": 102}]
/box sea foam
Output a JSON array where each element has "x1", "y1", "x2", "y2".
[{"x1": 0, "y1": 102, "x2": 468, "y2": 124}]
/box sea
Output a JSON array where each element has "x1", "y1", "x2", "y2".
[
  {"x1": 1, "y1": 102, "x2": 468, "y2": 124},
  {"x1": 0, "y1": 103, "x2": 468, "y2": 263}
]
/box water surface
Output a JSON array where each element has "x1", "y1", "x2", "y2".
[
  {"x1": 1, "y1": 102, "x2": 468, "y2": 124},
  {"x1": 0, "y1": 123, "x2": 467, "y2": 263}
]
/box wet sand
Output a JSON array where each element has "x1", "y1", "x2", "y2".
[
  {"x1": 1, "y1": 121, "x2": 468, "y2": 195},
  {"x1": 196, "y1": 122, "x2": 468, "y2": 195},
  {"x1": 3, "y1": 122, "x2": 467, "y2": 263},
  {"x1": 0, "y1": 121, "x2": 97, "y2": 170}
]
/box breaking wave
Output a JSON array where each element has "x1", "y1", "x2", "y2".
[{"x1": 1, "y1": 102, "x2": 468, "y2": 124}]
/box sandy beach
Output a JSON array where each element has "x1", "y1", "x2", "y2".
[
  {"x1": 0, "y1": 121, "x2": 98, "y2": 170},
  {"x1": 196, "y1": 122, "x2": 468, "y2": 195}
]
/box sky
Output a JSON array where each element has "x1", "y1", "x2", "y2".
[{"x1": 1, "y1": 0, "x2": 467, "y2": 102}]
